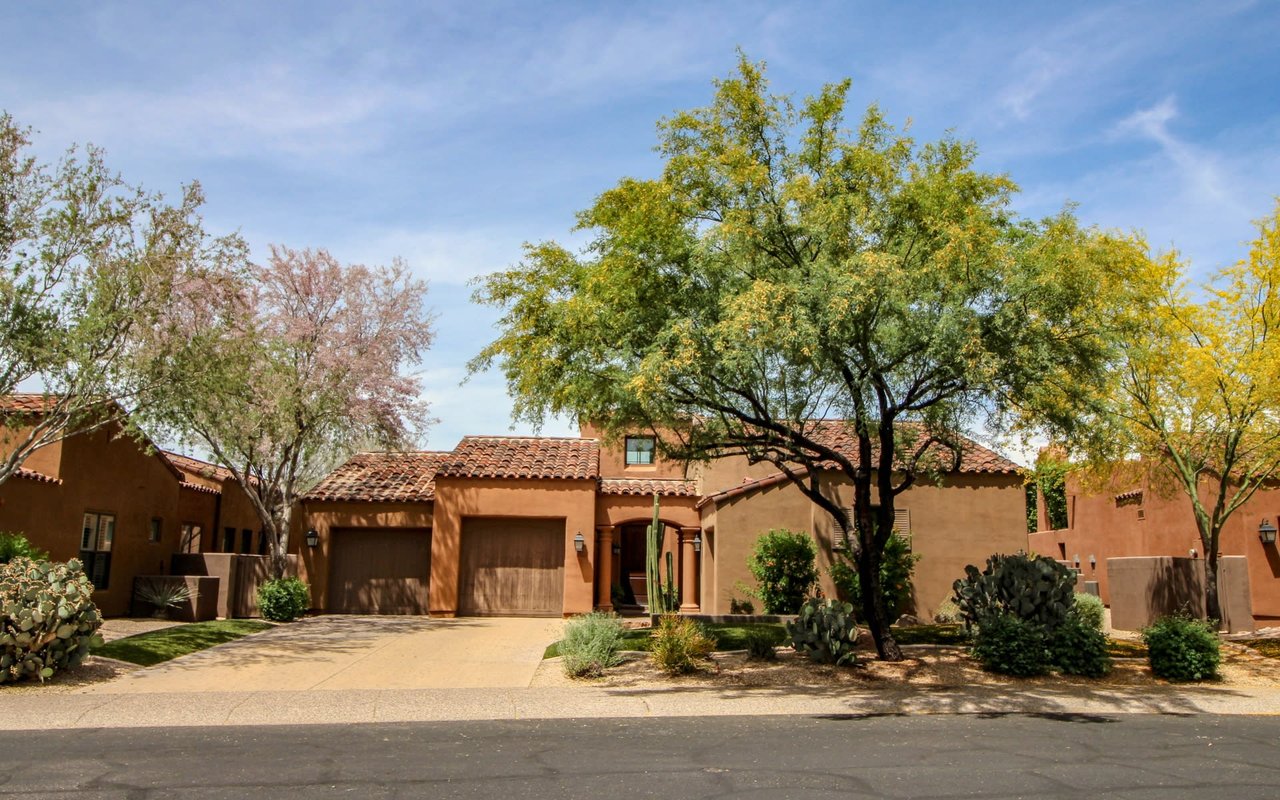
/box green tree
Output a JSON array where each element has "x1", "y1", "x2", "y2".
[
  {"x1": 470, "y1": 57, "x2": 1145, "y2": 660},
  {"x1": 0, "y1": 112, "x2": 239, "y2": 484}
]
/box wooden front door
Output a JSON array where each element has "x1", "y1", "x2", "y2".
[
  {"x1": 328, "y1": 528, "x2": 431, "y2": 614},
  {"x1": 458, "y1": 518, "x2": 565, "y2": 617}
]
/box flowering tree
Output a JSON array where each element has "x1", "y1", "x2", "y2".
[
  {"x1": 0, "y1": 112, "x2": 240, "y2": 485},
  {"x1": 143, "y1": 245, "x2": 435, "y2": 576},
  {"x1": 1085, "y1": 202, "x2": 1280, "y2": 624}
]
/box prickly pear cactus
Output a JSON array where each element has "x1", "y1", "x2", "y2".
[
  {"x1": 0, "y1": 557, "x2": 104, "y2": 683},
  {"x1": 951, "y1": 553, "x2": 1075, "y2": 632},
  {"x1": 786, "y1": 597, "x2": 859, "y2": 666}
]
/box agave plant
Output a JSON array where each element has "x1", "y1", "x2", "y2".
[{"x1": 134, "y1": 579, "x2": 193, "y2": 618}]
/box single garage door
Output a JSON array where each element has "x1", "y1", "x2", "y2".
[
  {"x1": 328, "y1": 528, "x2": 431, "y2": 614},
  {"x1": 458, "y1": 518, "x2": 565, "y2": 616}
]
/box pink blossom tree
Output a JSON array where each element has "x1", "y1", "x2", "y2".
[{"x1": 144, "y1": 245, "x2": 435, "y2": 577}]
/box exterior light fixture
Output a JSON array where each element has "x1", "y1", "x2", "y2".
[
  {"x1": 1189, "y1": 548, "x2": 1198, "y2": 559},
  {"x1": 692, "y1": 532, "x2": 702, "y2": 553},
  {"x1": 1073, "y1": 554, "x2": 1080, "y2": 569},
  {"x1": 574, "y1": 532, "x2": 586, "y2": 553},
  {"x1": 1260, "y1": 519, "x2": 1278, "y2": 545},
  {"x1": 611, "y1": 541, "x2": 621, "y2": 555},
  {"x1": 1088, "y1": 554, "x2": 1097, "y2": 570},
  {"x1": 304, "y1": 529, "x2": 319, "y2": 548}
]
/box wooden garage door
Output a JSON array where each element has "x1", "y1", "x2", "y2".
[
  {"x1": 458, "y1": 518, "x2": 565, "y2": 617},
  {"x1": 328, "y1": 528, "x2": 431, "y2": 614}
]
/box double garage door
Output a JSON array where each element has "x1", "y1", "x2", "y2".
[{"x1": 326, "y1": 519, "x2": 565, "y2": 616}]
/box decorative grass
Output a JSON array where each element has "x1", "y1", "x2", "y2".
[
  {"x1": 93, "y1": 620, "x2": 273, "y2": 666},
  {"x1": 545, "y1": 622, "x2": 787, "y2": 659}
]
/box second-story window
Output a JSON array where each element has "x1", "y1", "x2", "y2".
[{"x1": 625, "y1": 435, "x2": 656, "y2": 465}]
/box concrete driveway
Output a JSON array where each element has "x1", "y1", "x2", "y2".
[{"x1": 87, "y1": 616, "x2": 564, "y2": 694}]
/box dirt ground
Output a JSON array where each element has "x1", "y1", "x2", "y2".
[{"x1": 531, "y1": 639, "x2": 1280, "y2": 691}]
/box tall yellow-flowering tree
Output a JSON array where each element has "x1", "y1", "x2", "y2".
[{"x1": 1098, "y1": 201, "x2": 1280, "y2": 624}]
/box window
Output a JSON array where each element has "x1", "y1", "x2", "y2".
[
  {"x1": 222, "y1": 527, "x2": 236, "y2": 552},
  {"x1": 836, "y1": 506, "x2": 910, "y2": 550},
  {"x1": 625, "y1": 435, "x2": 656, "y2": 466},
  {"x1": 180, "y1": 523, "x2": 202, "y2": 554},
  {"x1": 80, "y1": 512, "x2": 115, "y2": 590},
  {"x1": 148, "y1": 518, "x2": 162, "y2": 544},
  {"x1": 241, "y1": 529, "x2": 253, "y2": 553},
  {"x1": 257, "y1": 531, "x2": 270, "y2": 556}
]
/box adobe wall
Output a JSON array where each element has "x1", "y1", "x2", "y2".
[
  {"x1": 0, "y1": 423, "x2": 63, "y2": 477},
  {"x1": 579, "y1": 422, "x2": 688, "y2": 480},
  {"x1": 429, "y1": 477, "x2": 597, "y2": 617},
  {"x1": 1032, "y1": 472, "x2": 1280, "y2": 622},
  {"x1": 293, "y1": 499, "x2": 434, "y2": 611},
  {"x1": 1108, "y1": 555, "x2": 1253, "y2": 632}
]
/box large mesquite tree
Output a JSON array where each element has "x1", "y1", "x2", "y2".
[
  {"x1": 143, "y1": 245, "x2": 435, "y2": 576},
  {"x1": 471, "y1": 57, "x2": 1145, "y2": 660},
  {"x1": 0, "y1": 112, "x2": 239, "y2": 485}
]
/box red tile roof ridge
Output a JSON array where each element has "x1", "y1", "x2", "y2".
[
  {"x1": 179, "y1": 481, "x2": 221, "y2": 496},
  {"x1": 599, "y1": 477, "x2": 700, "y2": 497},
  {"x1": 13, "y1": 467, "x2": 62, "y2": 485},
  {"x1": 457, "y1": 434, "x2": 598, "y2": 442},
  {"x1": 697, "y1": 470, "x2": 804, "y2": 508}
]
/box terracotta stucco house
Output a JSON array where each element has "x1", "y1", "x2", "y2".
[
  {"x1": 0, "y1": 395, "x2": 261, "y2": 616},
  {"x1": 296, "y1": 421, "x2": 1026, "y2": 620},
  {"x1": 1028, "y1": 469, "x2": 1280, "y2": 626}
]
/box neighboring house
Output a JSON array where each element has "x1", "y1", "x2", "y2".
[
  {"x1": 164, "y1": 451, "x2": 264, "y2": 556},
  {"x1": 1027, "y1": 470, "x2": 1280, "y2": 625},
  {"x1": 0, "y1": 394, "x2": 260, "y2": 616},
  {"x1": 296, "y1": 421, "x2": 1025, "y2": 620}
]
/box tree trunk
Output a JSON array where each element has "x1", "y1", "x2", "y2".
[
  {"x1": 1204, "y1": 551, "x2": 1223, "y2": 630},
  {"x1": 850, "y1": 443, "x2": 903, "y2": 662}
]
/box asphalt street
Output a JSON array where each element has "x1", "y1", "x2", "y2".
[{"x1": 1, "y1": 713, "x2": 1276, "y2": 799}]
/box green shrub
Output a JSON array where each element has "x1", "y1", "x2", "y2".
[
  {"x1": 1072, "y1": 593, "x2": 1105, "y2": 632},
  {"x1": 256, "y1": 577, "x2": 310, "y2": 622},
  {"x1": 650, "y1": 615, "x2": 715, "y2": 675},
  {"x1": 1142, "y1": 615, "x2": 1221, "y2": 681},
  {"x1": 1, "y1": 557, "x2": 103, "y2": 683},
  {"x1": 786, "y1": 597, "x2": 859, "y2": 666},
  {"x1": 729, "y1": 597, "x2": 756, "y2": 615},
  {"x1": 1049, "y1": 614, "x2": 1112, "y2": 677},
  {"x1": 952, "y1": 552, "x2": 1075, "y2": 632},
  {"x1": 560, "y1": 611, "x2": 626, "y2": 677},
  {"x1": 970, "y1": 612, "x2": 1050, "y2": 677},
  {"x1": 829, "y1": 534, "x2": 919, "y2": 622},
  {"x1": 744, "y1": 627, "x2": 777, "y2": 661},
  {"x1": 0, "y1": 532, "x2": 48, "y2": 565},
  {"x1": 746, "y1": 529, "x2": 818, "y2": 614}
]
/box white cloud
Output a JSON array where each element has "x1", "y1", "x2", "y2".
[{"x1": 1112, "y1": 96, "x2": 1238, "y2": 211}]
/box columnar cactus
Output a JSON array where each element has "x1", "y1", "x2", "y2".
[
  {"x1": 0, "y1": 557, "x2": 104, "y2": 683},
  {"x1": 644, "y1": 494, "x2": 679, "y2": 614}
]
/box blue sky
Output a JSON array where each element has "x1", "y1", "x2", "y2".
[{"x1": 4, "y1": 1, "x2": 1279, "y2": 455}]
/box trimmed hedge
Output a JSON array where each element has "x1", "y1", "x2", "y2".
[
  {"x1": 1142, "y1": 615, "x2": 1221, "y2": 682},
  {"x1": 257, "y1": 577, "x2": 310, "y2": 622}
]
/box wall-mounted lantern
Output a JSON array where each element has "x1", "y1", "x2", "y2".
[
  {"x1": 1088, "y1": 554, "x2": 1097, "y2": 570},
  {"x1": 304, "y1": 529, "x2": 319, "y2": 548},
  {"x1": 574, "y1": 532, "x2": 586, "y2": 553},
  {"x1": 1259, "y1": 519, "x2": 1277, "y2": 545},
  {"x1": 612, "y1": 541, "x2": 622, "y2": 555},
  {"x1": 1189, "y1": 548, "x2": 1198, "y2": 559},
  {"x1": 1073, "y1": 554, "x2": 1080, "y2": 570},
  {"x1": 692, "y1": 532, "x2": 702, "y2": 553}
]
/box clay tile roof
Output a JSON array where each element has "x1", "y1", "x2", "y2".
[
  {"x1": 13, "y1": 467, "x2": 62, "y2": 485},
  {"x1": 0, "y1": 394, "x2": 60, "y2": 413},
  {"x1": 599, "y1": 477, "x2": 700, "y2": 497},
  {"x1": 436, "y1": 436, "x2": 599, "y2": 481},
  {"x1": 698, "y1": 471, "x2": 798, "y2": 508},
  {"x1": 179, "y1": 481, "x2": 221, "y2": 496},
  {"x1": 164, "y1": 451, "x2": 234, "y2": 482},
  {"x1": 303, "y1": 451, "x2": 451, "y2": 502},
  {"x1": 805, "y1": 421, "x2": 1021, "y2": 474}
]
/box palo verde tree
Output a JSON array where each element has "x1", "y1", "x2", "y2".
[
  {"x1": 471, "y1": 56, "x2": 1146, "y2": 660},
  {"x1": 0, "y1": 112, "x2": 239, "y2": 485},
  {"x1": 141, "y1": 245, "x2": 436, "y2": 577},
  {"x1": 1082, "y1": 200, "x2": 1280, "y2": 625}
]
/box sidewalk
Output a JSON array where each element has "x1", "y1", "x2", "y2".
[{"x1": 4, "y1": 681, "x2": 1278, "y2": 731}]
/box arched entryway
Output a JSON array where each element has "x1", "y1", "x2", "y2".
[{"x1": 597, "y1": 519, "x2": 700, "y2": 613}]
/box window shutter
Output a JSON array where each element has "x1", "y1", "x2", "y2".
[{"x1": 893, "y1": 508, "x2": 910, "y2": 534}]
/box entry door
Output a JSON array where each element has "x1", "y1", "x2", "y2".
[{"x1": 458, "y1": 518, "x2": 565, "y2": 616}]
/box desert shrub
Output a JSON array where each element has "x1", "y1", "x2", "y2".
[
  {"x1": 650, "y1": 615, "x2": 715, "y2": 675},
  {"x1": 134, "y1": 578, "x2": 193, "y2": 618},
  {"x1": 1071, "y1": 593, "x2": 1105, "y2": 632},
  {"x1": 744, "y1": 627, "x2": 777, "y2": 661},
  {"x1": 560, "y1": 612, "x2": 626, "y2": 678},
  {"x1": 970, "y1": 612, "x2": 1050, "y2": 677},
  {"x1": 746, "y1": 529, "x2": 818, "y2": 614},
  {"x1": 952, "y1": 552, "x2": 1075, "y2": 632},
  {"x1": 257, "y1": 577, "x2": 310, "y2": 622},
  {"x1": 829, "y1": 534, "x2": 919, "y2": 622},
  {"x1": 933, "y1": 597, "x2": 963, "y2": 624},
  {"x1": 1, "y1": 557, "x2": 103, "y2": 683},
  {"x1": 1049, "y1": 614, "x2": 1112, "y2": 677},
  {"x1": 1142, "y1": 615, "x2": 1221, "y2": 682},
  {"x1": 786, "y1": 597, "x2": 859, "y2": 666},
  {"x1": 0, "y1": 532, "x2": 48, "y2": 565},
  {"x1": 729, "y1": 597, "x2": 756, "y2": 615}
]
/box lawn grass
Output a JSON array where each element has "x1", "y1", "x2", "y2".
[
  {"x1": 1105, "y1": 638, "x2": 1147, "y2": 658},
  {"x1": 1236, "y1": 638, "x2": 1280, "y2": 659},
  {"x1": 889, "y1": 624, "x2": 968, "y2": 645},
  {"x1": 93, "y1": 620, "x2": 273, "y2": 666}
]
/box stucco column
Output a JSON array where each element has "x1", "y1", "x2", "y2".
[
  {"x1": 596, "y1": 526, "x2": 616, "y2": 611},
  {"x1": 679, "y1": 527, "x2": 701, "y2": 613}
]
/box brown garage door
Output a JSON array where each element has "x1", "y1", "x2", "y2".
[
  {"x1": 458, "y1": 518, "x2": 565, "y2": 616},
  {"x1": 328, "y1": 528, "x2": 431, "y2": 614}
]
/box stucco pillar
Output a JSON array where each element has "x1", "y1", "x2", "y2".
[
  {"x1": 679, "y1": 527, "x2": 701, "y2": 613},
  {"x1": 596, "y1": 526, "x2": 616, "y2": 611}
]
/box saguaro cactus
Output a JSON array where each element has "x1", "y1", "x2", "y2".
[{"x1": 644, "y1": 494, "x2": 679, "y2": 614}]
